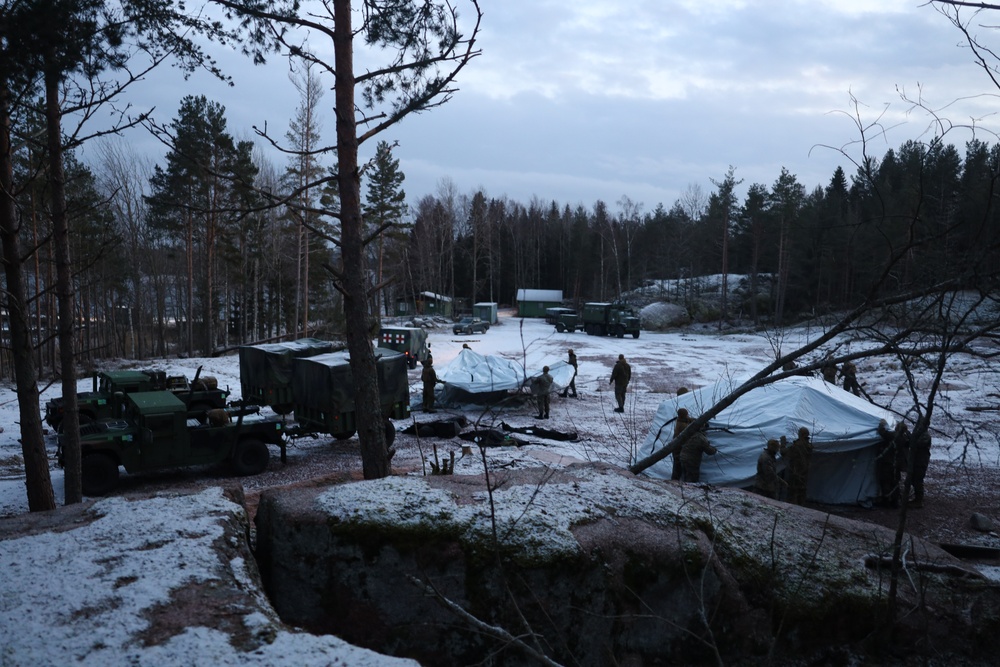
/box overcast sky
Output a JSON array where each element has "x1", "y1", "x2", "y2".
[{"x1": 114, "y1": 1, "x2": 1000, "y2": 216}]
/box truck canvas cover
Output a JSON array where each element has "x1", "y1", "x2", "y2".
[
  {"x1": 291, "y1": 348, "x2": 408, "y2": 415},
  {"x1": 239, "y1": 338, "x2": 335, "y2": 394}
]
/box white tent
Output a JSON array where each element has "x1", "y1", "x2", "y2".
[{"x1": 635, "y1": 376, "x2": 896, "y2": 505}]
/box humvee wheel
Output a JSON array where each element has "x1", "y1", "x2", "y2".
[
  {"x1": 82, "y1": 453, "x2": 119, "y2": 496},
  {"x1": 233, "y1": 438, "x2": 270, "y2": 476},
  {"x1": 385, "y1": 420, "x2": 396, "y2": 447},
  {"x1": 334, "y1": 430, "x2": 356, "y2": 441}
]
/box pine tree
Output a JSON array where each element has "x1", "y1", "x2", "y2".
[{"x1": 364, "y1": 140, "x2": 407, "y2": 316}]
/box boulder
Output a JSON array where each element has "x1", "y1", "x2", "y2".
[
  {"x1": 0, "y1": 486, "x2": 416, "y2": 667},
  {"x1": 255, "y1": 463, "x2": 1000, "y2": 666},
  {"x1": 640, "y1": 302, "x2": 690, "y2": 330}
]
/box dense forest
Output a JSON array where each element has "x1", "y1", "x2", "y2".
[{"x1": 5, "y1": 91, "x2": 1000, "y2": 377}]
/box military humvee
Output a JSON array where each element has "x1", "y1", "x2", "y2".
[
  {"x1": 44, "y1": 367, "x2": 229, "y2": 431},
  {"x1": 62, "y1": 390, "x2": 285, "y2": 496}
]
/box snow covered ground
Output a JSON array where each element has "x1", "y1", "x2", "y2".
[
  {"x1": 2, "y1": 309, "x2": 999, "y2": 514},
  {"x1": 1, "y1": 309, "x2": 998, "y2": 665}
]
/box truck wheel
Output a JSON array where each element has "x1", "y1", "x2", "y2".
[
  {"x1": 632, "y1": 331, "x2": 640, "y2": 339},
  {"x1": 385, "y1": 420, "x2": 396, "y2": 447},
  {"x1": 334, "y1": 430, "x2": 356, "y2": 441},
  {"x1": 233, "y1": 439, "x2": 270, "y2": 476},
  {"x1": 408, "y1": 357, "x2": 417, "y2": 370},
  {"x1": 556, "y1": 322, "x2": 566, "y2": 333},
  {"x1": 614, "y1": 325, "x2": 624, "y2": 338},
  {"x1": 82, "y1": 453, "x2": 119, "y2": 496},
  {"x1": 272, "y1": 403, "x2": 292, "y2": 416}
]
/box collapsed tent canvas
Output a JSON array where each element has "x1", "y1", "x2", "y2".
[
  {"x1": 634, "y1": 376, "x2": 896, "y2": 505},
  {"x1": 434, "y1": 349, "x2": 575, "y2": 406}
]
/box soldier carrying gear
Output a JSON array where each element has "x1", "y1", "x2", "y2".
[
  {"x1": 680, "y1": 424, "x2": 717, "y2": 483},
  {"x1": 560, "y1": 349, "x2": 578, "y2": 398},
  {"x1": 756, "y1": 438, "x2": 785, "y2": 499},
  {"x1": 610, "y1": 354, "x2": 632, "y2": 413},
  {"x1": 840, "y1": 360, "x2": 861, "y2": 396}
]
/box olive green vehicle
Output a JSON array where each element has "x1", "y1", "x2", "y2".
[
  {"x1": 61, "y1": 391, "x2": 286, "y2": 497},
  {"x1": 581, "y1": 301, "x2": 641, "y2": 338},
  {"x1": 290, "y1": 348, "x2": 409, "y2": 444},
  {"x1": 378, "y1": 326, "x2": 430, "y2": 369},
  {"x1": 44, "y1": 367, "x2": 229, "y2": 431},
  {"x1": 239, "y1": 342, "x2": 410, "y2": 444},
  {"x1": 238, "y1": 338, "x2": 337, "y2": 415}
]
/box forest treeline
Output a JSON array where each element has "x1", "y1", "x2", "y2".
[{"x1": 8, "y1": 92, "x2": 1000, "y2": 377}]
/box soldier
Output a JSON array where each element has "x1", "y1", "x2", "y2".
[
  {"x1": 909, "y1": 418, "x2": 932, "y2": 508},
  {"x1": 560, "y1": 349, "x2": 578, "y2": 398},
  {"x1": 892, "y1": 420, "x2": 910, "y2": 507},
  {"x1": 756, "y1": 439, "x2": 785, "y2": 499},
  {"x1": 840, "y1": 360, "x2": 861, "y2": 396},
  {"x1": 420, "y1": 359, "x2": 440, "y2": 413},
  {"x1": 821, "y1": 354, "x2": 838, "y2": 384},
  {"x1": 671, "y1": 407, "x2": 694, "y2": 481},
  {"x1": 876, "y1": 420, "x2": 900, "y2": 507},
  {"x1": 680, "y1": 424, "x2": 717, "y2": 483},
  {"x1": 532, "y1": 366, "x2": 554, "y2": 419},
  {"x1": 609, "y1": 354, "x2": 631, "y2": 413},
  {"x1": 783, "y1": 427, "x2": 814, "y2": 505}
]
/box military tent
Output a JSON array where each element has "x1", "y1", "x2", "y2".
[{"x1": 634, "y1": 376, "x2": 895, "y2": 505}]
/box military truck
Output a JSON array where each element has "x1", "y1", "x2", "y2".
[
  {"x1": 581, "y1": 301, "x2": 641, "y2": 338},
  {"x1": 239, "y1": 337, "x2": 337, "y2": 414},
  {"x1": 378, "y1": 326, "x2": 430, "y2": 369},
  {"x1": 62, "y1": 390, "x2": 286, "y2": 496},
  {"x1": 44, "y1": 367, "x2": 229, "y2": 432},
  {"x1": 290, "y1": 348, "x2": 409, "y2": 444}
]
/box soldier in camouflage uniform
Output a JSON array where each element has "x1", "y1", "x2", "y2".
[
  {"x1": 840, "y1": 360, "x2": 861, "y2": 396},
  {"x1": 909, "y1": 418, "x2": 932, "y2": 508},
  {"x1": 421, "y1": 359, "x2": 440, "y2": 413},
  {"x1": 821, "y1": 354, "x2": 838, "y2": 384},
  {"x1": 782, "y1": 426, "x2": 814, "y2": 505},
  {"x1": 755, "y1": 438, "x2": 785, "y2": 499},
  {"x1": 671, "y1": 407, "x2": 694, "y2": 481},
  {"x1": 680, "y1": 425, "x2": 717, "y2": 483},
  {"x1": 609, "y1": 354, "x2": 631, "y2": 413},
  {"x1": 560, "y1": 349, "x2": 578, "y2": 398},
  {"x1": 533, "y1": 366, "x2": 554, "y2": 419},
  {"x1": 876, "y1": 420, "x2": 901, "y2": 507}
]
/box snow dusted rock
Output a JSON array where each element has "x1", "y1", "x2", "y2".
[
  {"x1": 255, "y1": 463, "x2": 1000, "y2": 666},
  {"x1": 640, "y1": 301, "x2": 690, "y2": 330},
  {"x1": 0, "y1": 486, "x2": 416, "y2": 667}
]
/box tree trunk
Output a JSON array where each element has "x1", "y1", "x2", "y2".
[
  {"x1": 46, "y1": 64, "x2": 82, "y2": 505},
  {"x1": 334, "y1": 0, "x2": 390, "y2": 479},
  {"x1": 0, "y1": 83, "x2": 55, "y2": 512}
]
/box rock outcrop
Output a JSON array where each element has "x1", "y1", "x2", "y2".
[{"x1": 255, "y1": 463, "x2": 1000, "y2": 666}]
